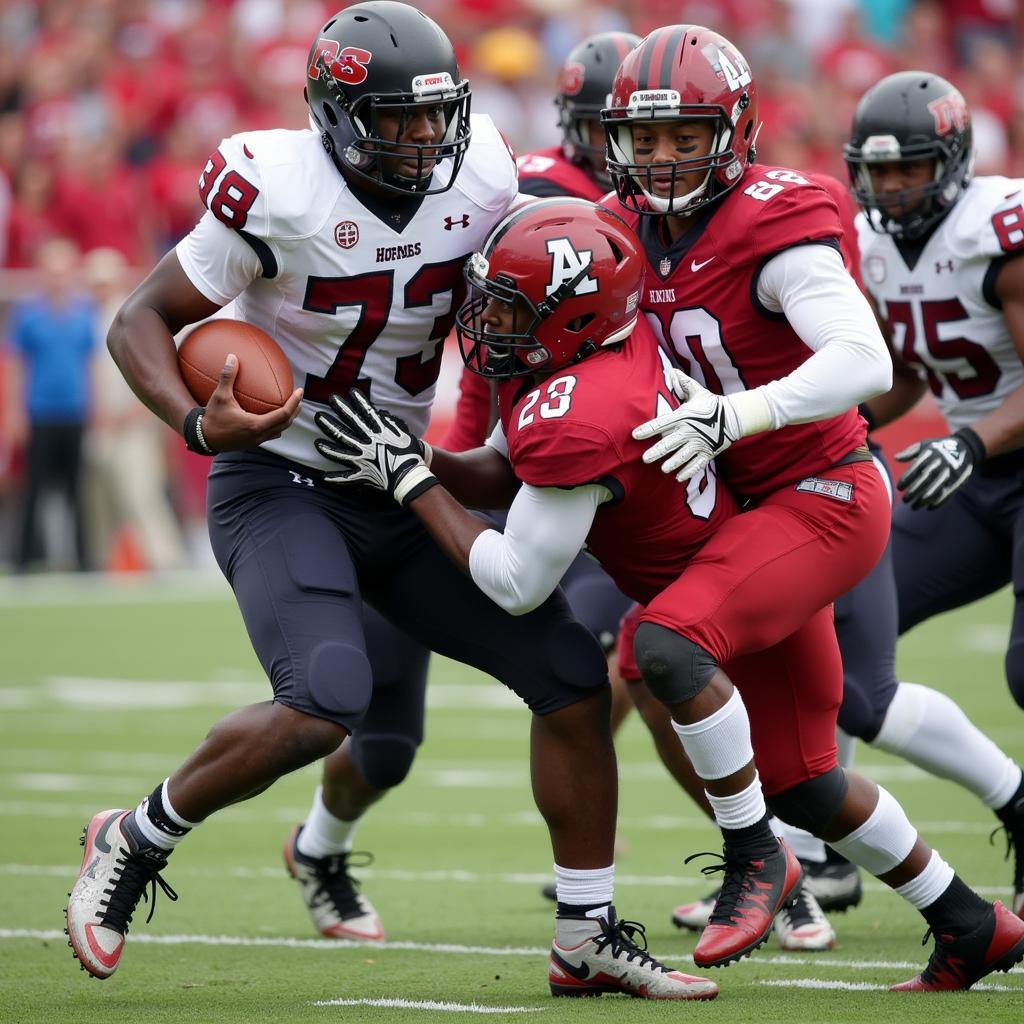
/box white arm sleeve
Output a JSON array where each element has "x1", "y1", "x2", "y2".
[
  {"x1": 468, "y1": 483, "x2": 609, "y2": 615},
  {"x1": 754, "y1": 244, "x2": 892, "y2": 427},
  {"x1": 484, "y1": 420, "x2": 509, "y2": 458},
  {"x1": 174, "y1": 211, "x2": 263, "y2": 307}
]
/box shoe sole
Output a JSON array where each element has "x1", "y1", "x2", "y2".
[
  {"x1": 64, "y1": 809, "x2": 127, "y2": 980},
  {"x1": 695, "y1": 880, "x2": 804, "y2": 969},
  {"x1": 550, "y1": 982, "x2": 718, "y2": 1000}
]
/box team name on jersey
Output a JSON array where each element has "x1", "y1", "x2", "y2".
[
  {"x1": 648, "y1": 287, "x2": 676, "y2": 303},
  {"x1": 376, "y1": 242, "x2": 423, "y2": 263},
  {"x1": 899, "y1": 283, "x2": 924, "y2": 296}
]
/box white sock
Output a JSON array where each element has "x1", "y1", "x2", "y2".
[
  {"x1": 553, "y1": 863, "x2": 614, "y2": 911},
  {"x1": 133, "y1": 779, "x2": 198, "y2": 851},
  {"x1": 874, "y1": 682, "x2": 1022, "y2": 808},
  {"x1": 707, "y1": 775, "x2": 767, "y2": 831},
  {"x1": 895, "y1": 849, "x2": 955, "y2": 910},
  {"x1": 771, "y1": 816, "x2": 827, "y2": 863},
  {"x1": 671, "y1": 688, "x2": 754, "y2": 780},
  {"x1": 296, "y1": 786, "x2": 360, "y2": 859},
  {"x1": 829, "y1": 785, "x2": 918, "y2": 876}
]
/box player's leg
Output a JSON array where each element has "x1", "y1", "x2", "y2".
[
  {"x1": 891, "y1": 478, "x2": 1024, "y2": 911},
  {"x1": 66, "y1": 455, "x2": 370, "y2": 978},
  {"x1": 285, "y1": 602, "x2": 430, "y2": 940},
  {"x1": 636, "y1": 458, "x2": 889, "y2": 968},
  {"x1": 755, "y1": 612, "x2": 1024, "y2": 991},
  {"x1": 371, "y1": 525, "x2": 717, "y2": 1000}
]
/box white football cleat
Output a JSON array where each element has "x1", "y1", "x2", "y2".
[
  {"x1": 774, "y1": 888, "x2": 836, "y2": 952},
  {"x1": 670, "y1": 885, "x2": 719, "y2": 931},
  {"x1": 284, "y1": 825, "x2": 384, "y2": 941},
  {"x1": 65, "y1": 809, "x2": 177, "y2": 978},
  {"x1": 550, "y1": 907, "x2": 718, "y2": 1000}
]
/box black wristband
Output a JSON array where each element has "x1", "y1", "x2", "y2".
[
  {"x1": 183, "y1": 406, "x2": 217, "y2": 456},
  {"x1": 401, "y1": 474, "x2": 440, "y2": 505},
  {"x1": 857, "y1": 402, "x2": 877, "y2": 434},
  {"x1": 953, "y1": 426, "x2": 986, "y2": 466}
]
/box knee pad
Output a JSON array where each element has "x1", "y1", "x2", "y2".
[
  {"x1": 766, "y1": 766, "x2": 849, "y2": 835},
  {"x1": 633, "y1": 622, "x2": 718, "y2": 706},
  {"x1": 351, "y1": 732, "x2": 419, "y2": 791},
  {"x1": 1007, "y1": 637, "x2": 1024, "y2": 711},
  {"x1": 306, "y1": 641, "x2": 373, "y2": 721}
]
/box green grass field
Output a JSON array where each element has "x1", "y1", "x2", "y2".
[{"x1": 1, "y1": 571, "x2": 1022, "y2": 1022}]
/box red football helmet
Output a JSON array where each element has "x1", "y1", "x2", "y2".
[
  {"x1": 602, "y1": 25, "x2": 760, "y2": 215},
  {"x1": 455, "y1": 199, "x2": 644, "y2": 379}
]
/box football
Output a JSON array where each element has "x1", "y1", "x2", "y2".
[{"x1": 178, "y1": 318, "x2": 293, "y2": 415}]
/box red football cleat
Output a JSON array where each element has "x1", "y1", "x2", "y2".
[
  {"x1": 891, "y1": 900, "x2": 1024, "y2": 992},
  {"x1": 690, "y1": 838, "x2": 803, "y2": 968}
]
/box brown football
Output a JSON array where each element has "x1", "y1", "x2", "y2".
[{"x1": 178, "y1": 318, "x2": 293, "y2": 415}]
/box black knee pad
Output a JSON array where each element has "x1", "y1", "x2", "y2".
[
  {"x1": 351, "y1": 732, "x2": 419, "y2": 790},
  {"x1": 633, "y1": 622, "x2": 718, "y2": 706},
  {"x1": 766, "y1": 766, "x2": 849, "y2": 835},
  {"x1": 1007, "y1": 637, "x2": 1024, "y2": 711},
  {"x1": 306, "y1": 641, "x2": 373, "y2": 722}
]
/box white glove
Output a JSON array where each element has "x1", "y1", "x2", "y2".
[
  {"x1": 632, "y1": 369, "x2": 773, "y2": 481},
  {"x1": 314, "y1": 391, "x2": 438, "y2": 506}
]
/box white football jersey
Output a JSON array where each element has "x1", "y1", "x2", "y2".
[
  {"x1": 857, "y1": 175, "x2": 1024, "y2": 433},
  {"x1": 176, "y1": 114, "x2": 518, "y2": 469}
]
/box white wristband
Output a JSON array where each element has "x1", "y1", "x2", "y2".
[{"x1": 729, "y1": 387, "x2": 774, "y2": 437}]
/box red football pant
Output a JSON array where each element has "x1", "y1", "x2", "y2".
[{"x1": 639, "y1": 460, "x2": 890, "y2": 794}]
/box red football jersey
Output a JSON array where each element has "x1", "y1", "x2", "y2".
[
  {"x1": 498, "y1": 319, "x2": 738, "y2": 604},
  {"x1": 516, "y1": 147, "x2": 608, "y2": 202},
  {"x1": 607, "y1": 164, "x2": 867, "y2": 500}
]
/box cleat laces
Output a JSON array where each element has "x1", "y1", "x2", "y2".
[
  {"x1": 98, "y1": 846, "x2": 177, "y2": 933},
  {"x1": 594, "y1": 916, "x2": 668, "y2": 973},
  {"x1": 685, "y1": 851, "x2": 765, "y2": 927},
  {"x1": 914, "y1": 926, "x2": 968, "y2": 989},
  {"x1": 311, "y1": 851, "x2": 373, "y2": 918}
]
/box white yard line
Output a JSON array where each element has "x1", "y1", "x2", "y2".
[
  {"x1": 312, "y1": 998, "x2": 543, "y2": 1013},
  {"x1": 759, "y1": 978, "x2": 1022, "y2": 993}
]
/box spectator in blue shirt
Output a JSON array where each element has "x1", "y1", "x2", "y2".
[{"x1": 5, "y1": 237, "x2": 97, "y2": 571}]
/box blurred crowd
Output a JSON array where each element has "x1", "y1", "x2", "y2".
[{"x1": 0, "y1": 0, "x2": 1021, "y2": 572}]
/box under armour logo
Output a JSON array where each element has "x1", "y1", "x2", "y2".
[
  {"x1": 935, "y1": 259, "x2": 954, "y2": 274},
  {"x1": 289, "y1": 471, "x2": 314, "y2": 487},
  {"x1": 444, "y1": 214, "x2": 470, "y2": 230}
]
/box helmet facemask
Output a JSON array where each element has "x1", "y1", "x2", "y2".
[{"x1": 310, "y1": 50, "x2": 472, "y2": 196}]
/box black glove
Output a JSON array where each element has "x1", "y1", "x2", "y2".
[
  {"x1": 895, "y1": 427, "x2": 985, "y2": 510},
  {"x1": 314, "y1": 391, "x2": 438, "y2": 506}
]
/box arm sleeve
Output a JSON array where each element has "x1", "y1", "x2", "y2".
[
  {"x1": 484, "y1": 420, "x2": 509, "y2": 458},
  {"x1": 467, "y1": 483, "x2": 607, "y2": 614},
  {"x1": 754, "y1": 243, "x2": 892, "y2": 427}
]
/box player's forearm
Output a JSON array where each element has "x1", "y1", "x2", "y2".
[
  {"x1": 406, "y1": 485, "x2": 490, "y2": 573},
  {"x1": 968, "y1": 385, "x2": 1024, "y2": 457},
  {"x1": 430, "y1": 445, "x2": 521, "y2": 509}
]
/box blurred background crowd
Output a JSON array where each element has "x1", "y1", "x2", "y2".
[{"x1": 0, "y1": 0, "x2": 1020, "y2": 573}]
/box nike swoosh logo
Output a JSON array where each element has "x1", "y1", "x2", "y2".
[
  {"x1": 94, "y1": 812, "x2": 121, "y2": 854},
  {"x1": 690, "y1": 257, "x2": 715, "y2": 272},
  {"x1": 550, "y1": 949, "x2": 590, "y2": 980}
]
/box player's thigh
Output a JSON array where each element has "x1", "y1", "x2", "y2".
[
  {"x1": 893, "y1": 486, "x2": 1010, "y2": 633},
  {"x1": 368, "y1": 527, "x2": 608, "y2": 715},
  {"x1": 560, "y1": 553, "x2": 634, "y2": 651},
  {"x1": 643, "y1": 460, "x2": 889, "y2": 663},
  {"x1": 834, "y1": 539, "x2": 899, "y2": 741},
  {"x1": 728, "y1": 607, "x2": 843, "y2": 795},
  {"x1": 207, "y1": 460, "x2": 371, "y2": 730}
]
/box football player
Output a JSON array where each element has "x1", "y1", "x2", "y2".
[
  {"x1": 844, "y1": 70, "x2": 1024, "y2": 914},
  {"x1": 599, "y1": 25, "x2": 1024, "y2": 989},
  {"x1": 277, "y1": 31, "x2": 649, "y2": 939},
  {"x1": 63, "y1": 3, "x2": 704, "y2": 999},
  {"x1": 315, "y1": 197, "x2": 1023, "y2": 993}
]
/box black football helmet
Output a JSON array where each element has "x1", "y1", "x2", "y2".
[
  {"x1": 556, "y1": 31, "x2": 641, "y2": 186},
  {"x1": 844, "y1": 71, "x2": 973, "y2": 240},
  {"x1": 305, "y1": 1, "x2": 472, "y2": 196}
]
